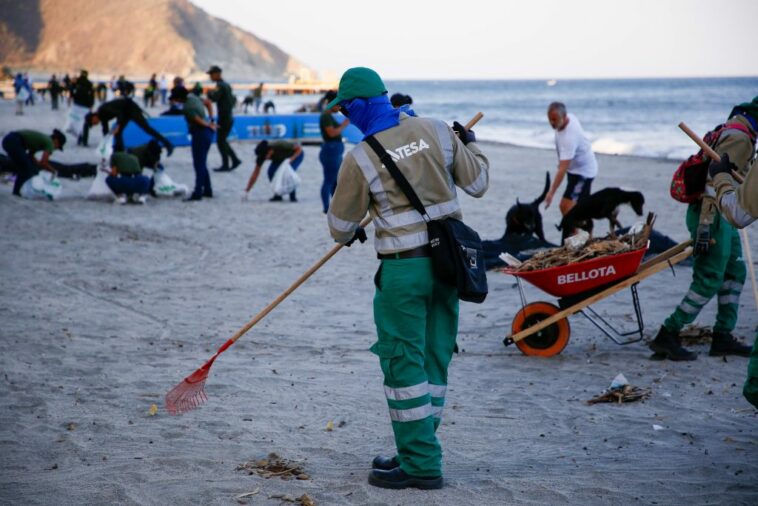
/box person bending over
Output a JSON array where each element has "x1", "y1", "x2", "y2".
[
  {"x1": 107, "y1": 152, "x2": 150, "y2": 205},
  {"x1": 86, "y1": 97, "x2": 174, "y2": 154},
  {"x1": 244, "y1": 140, "x2": 304, "y2": 202},
  {"x1": 2, "y1": 129, "x2": 66, "y2": 196}
]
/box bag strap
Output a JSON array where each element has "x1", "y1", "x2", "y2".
[{"x1": 364, "y1": 135, "x2": 431, "y2": 222}]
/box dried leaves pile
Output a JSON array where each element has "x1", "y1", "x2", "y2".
[
  {"x1": 679, "y1": 324, "x2": 713, "y2": 346},
  {"x1": 510, "y1": 213, "x2": 654, "y2": 273},
  {"x1": 236, "y1": 452, "x2": 310, "y2": 481},
  {"x1": 587, "y1": 385, "x2": 651, "y2": 405}
]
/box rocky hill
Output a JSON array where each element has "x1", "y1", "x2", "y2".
[{"x1": 0, "y1": 0, "x2": 313, "y2": 80}]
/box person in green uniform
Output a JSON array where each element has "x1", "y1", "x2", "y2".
[
  {"x1": 244, "y1": 140, "x2": 304, "y2": 202},
  {"x1": 2, "y1": 129, "x2": 66, "y2": 196},
  {"x1": 649, "y1": 98, "x2": 756, "y2": 361},
  {"x1": 106, "y1": 152, "x2": 150, "y2": 204},
  {"x1": 207, "y1": 66, "x2": 241, "y2": 172},
  {"x1": 169, "y1": 87, "x2": 217, "y2": 201},
  {"x1": 326, "y1": 67, "x2": 489, "y2": 490},
  {"x1": 319, "y1": 90, "x2": 350, "y2": 213}
]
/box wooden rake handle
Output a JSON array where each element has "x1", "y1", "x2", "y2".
[
  {"x1": 464, "y1": 112, "x2": 484, "y2": 130},
  {"x1": 229, "y1": 216, "x2": 372, "y2": 344},
  {"x1": 678, "y1": 122, "x2": 745, "y2": 183}
]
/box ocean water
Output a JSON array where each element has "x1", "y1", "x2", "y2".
[{"x1": 276, "y1": 77, "x2": 757, "y2": 160}]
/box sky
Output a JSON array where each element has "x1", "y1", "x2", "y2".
[{"x1": 191, "y1": 0, "x2": 758, "y2": 80}]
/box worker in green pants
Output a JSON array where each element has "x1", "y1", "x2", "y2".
[
  {"x1": 657, "y1": 203, "x2": 747, "y2": 352},
  {"x1": 650, "y1": 99, "x2": 756, "y2": 361},
  {"x1": 372, "y1": 257, "x2": 458, "y2": 476},
  {"x1": 326, "y1": 67, "x2": 489, "y2": 489}
]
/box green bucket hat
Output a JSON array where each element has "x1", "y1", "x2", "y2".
[
  {"x1": 730, "y1": 95, "x2": 758, "y2": 122},
  {"x1": 326, "y1": 67, "x2": 387, "y2": 109}
]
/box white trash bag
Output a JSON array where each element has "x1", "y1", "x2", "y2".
[
  {"x1": 271, "y1": 160, "x2": 301, "y2": 197},
  {"x1": 152, "y1": 169, "x2": 189, "y2": 198},
  {"x1": 95, "y1": 134, "x2": 114, "y2": 160},
  {"x1": 64, "y1": 104, "x2": 90, "y2": 137},
  {"x1": 87, "y1": 134, "x2": 116, "y2": 201},
  {"x1": 87, "y1": 167, "x2": 115, "y2": 201},
  {"x1": 20, "y1": 171, "x2": 62, "y2": 200},
  {"x1": 15, "y1": 87, "x2": 30, "y2": 103}
]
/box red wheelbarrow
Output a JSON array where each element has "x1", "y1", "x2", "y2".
[{"x1": 500, "y1": 240, "x2": 693, "y2": 357}]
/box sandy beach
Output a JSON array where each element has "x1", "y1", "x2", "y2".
[{"x1": 1, "y1": 101, "x2": 757, "y2": 506}]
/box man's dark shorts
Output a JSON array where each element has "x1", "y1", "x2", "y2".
[{"x1": 563, "y1": 173, "x2": 593, "y2": 202}]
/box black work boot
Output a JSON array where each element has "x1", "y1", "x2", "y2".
[
  {"x1": 372, "y1": 455, "x2": 399, "y2": 471},
  {"x1": 709, "y1": 331, "x2": 751, "y2": 357},
  {"x1": 368, "y1": 467, "x2": 443, "y2": 490},
  {"x1": 649, "y1": 326, "x2": 697, "y2": 361}
]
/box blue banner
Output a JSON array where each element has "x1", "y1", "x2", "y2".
[{"x1": 121, "y1": 113, "x2": 363, "y2": 148}]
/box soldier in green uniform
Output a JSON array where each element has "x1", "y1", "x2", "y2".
[
  {"x1": 207, "y1": 66, "x2": 242, "y2": 172},
  {"x1": 2, "y1": 129, "x2": 66, "y2": 195},
  {"x1": 244, "y1": 140, "x2": 304, "y2": 202}
]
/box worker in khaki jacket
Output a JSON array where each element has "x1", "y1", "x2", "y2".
[
  {"x1": 326, "y1": 67, "x2": 489, "y2": 490},
  {"x1": 707, "y1": 106, "x2": 758, "y2": 409},
  {"x1": 650, "y1": 97, "x2": 756, "y2": 361}
]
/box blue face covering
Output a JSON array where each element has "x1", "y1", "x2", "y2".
[{"x1": 343, "y1": 94, "x2": 401, "y2": 138}]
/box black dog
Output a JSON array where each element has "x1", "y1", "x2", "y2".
[
  {"x1": 483, "y1": 173, "x2": 557, "y2": 269},
  {"x1": 557, "y1": 188, "x2": 645, "y2": 243},
  {"x1": 505, "y1": 172, "x2": 550, "y2": 242}
]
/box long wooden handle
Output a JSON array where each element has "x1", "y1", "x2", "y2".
[
  {"x1": 464, "y1": 112, "x2": 484, "y2": 130},
  {"x1": 508, "y1": 248, "x2": 692, "y2": 343},
  {"x1": 229, "y1": 216, "x2": 372, "y2": 344},
  {"x1": 638, "y1": 239, "x2": 692, "y2": 271},
  {"x1": 678, "y1": 122, "x2": 745, "y2": 183}
]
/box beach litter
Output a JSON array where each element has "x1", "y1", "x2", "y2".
[
  {"x1": 236, "y1": 453, "x2": 310, "y2": 481},
  {"x1": 269, "y1": 493, "x2": 315, "y2": 505},
  {"x1": 587, "y1": 373, "x2": 651, "y2": 405}
]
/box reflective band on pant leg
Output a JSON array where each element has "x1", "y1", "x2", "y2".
[
  {"x1": 385, "y1": 381, "x2": 429, "y2": 401},
  {"x1": 721, "y1": 280, "x2": 744, "y2": 292},
  {"x1": 677, "y1": 301, "x2": 700, "y2": 315},
  {"x1": 389, "y1": 403, "x2": 433, "y2": 422},
  {"x1": 684, "y1": 290, "x2": 709, "y2": 306},
  {"x1": 718, "y1": 294, "x2": 741, "y2": 306}
]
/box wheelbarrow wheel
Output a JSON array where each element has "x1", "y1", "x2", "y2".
[{"x1": 510, "y1": 302, "x2": 570, "y2": 357}]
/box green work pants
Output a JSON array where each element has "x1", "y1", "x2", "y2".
[
  {"x1": 216, "y1": 116, "x2": 240, "y2": 168},
  {"x1": 663, "y1": 203, "x2": 746, "y2": 334},
  {"x1": 371, "y1": 257, "x2": 458, "y2": 477}
]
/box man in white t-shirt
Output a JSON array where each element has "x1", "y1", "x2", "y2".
[{"x1": 544, "y1": 102, "x2": 598, "y2": 215}]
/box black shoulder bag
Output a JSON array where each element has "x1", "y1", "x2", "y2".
[{"x1": 364, "y1": 135, "x2": 488, "y2": 303}]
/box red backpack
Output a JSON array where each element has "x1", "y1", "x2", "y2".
[{"x1": 670, "y1": 122, "x2": 755, "y2": 203}]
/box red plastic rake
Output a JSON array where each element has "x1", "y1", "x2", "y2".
[{"x1": 165, "y1": 216, "x2": 372, "y2": 415}]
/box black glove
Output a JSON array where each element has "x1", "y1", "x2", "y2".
[
  {"x1": 452, "y1": 121, "x2": 476, "y2": 145},
  {"x1": 694, "y1": 223, "x2": 710, "y2": 256},
  {"x1": 345, "y1": 227, "x2": 367, "y2": 247},
  {"x1": 708, "y1": 153, "x2": 736, "y2": 178}
]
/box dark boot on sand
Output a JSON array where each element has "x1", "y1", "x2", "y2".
[
  {"x1": 709, "y1": 331, "x2": 751, "y2": 357},
  {"x1": 372, "y1": 455, "x2": 399, "y2": 471},
  {"x1": 649, "y1": 326, "x2": 697, "y2": 361},
  {"x1": 368, "y1": 468, "x2": 442, "y2": 490}
]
